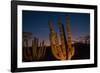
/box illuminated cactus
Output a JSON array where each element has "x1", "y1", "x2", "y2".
[
  {"x1": 48, "y1": 20, "x2": 66, "y2": 60},
  {"x1": 58, "y1": 18, "x2": 67, "y2": 59},
  {"x1": 32, "y1": 37, "x2": 46, "y2": 60},
  {"x1": 49, "y1": 16, "x2": 75, "y2": 60},
  {"x1": 66, "y1": 16, "x2": 75, "y2": 60}
]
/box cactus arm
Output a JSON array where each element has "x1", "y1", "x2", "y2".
[
  {"x1": 37, "y1": 43, "x2": 42, "y2": 60},
  {"x1": 49, "y1": 20, "x2": 67, "y2": 60},
  {"x1": 32, "y1": 38, "x2": 37, "y2": 59},
  {"x1": 66, "y1": 16, "x2": 75, "y2": 60},
  {"x1": 42, "y1": 46, "x2": 46, "y2": 58},
  {"x1": 68, "y1": 47, "x2": 75, "y2": 60},
  {"x1": 51, "y1": 45, "x2": 61, "y2": 60}
]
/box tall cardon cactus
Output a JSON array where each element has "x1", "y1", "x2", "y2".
[
  {"x1": 48, "y1": 16, "x2": 75, "y2": 60},
  {"x1": 48, "y1": 20, "x2": 66, "y2": 60}
]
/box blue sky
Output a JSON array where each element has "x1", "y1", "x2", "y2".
[{"x1": 22, "y1": 10, "x2": 90, "y2": 46}]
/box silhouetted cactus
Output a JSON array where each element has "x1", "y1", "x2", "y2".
[
  {"x1": 23, "y1": 32, "x2": 46, "y2": 61},
  {"x1": 32, "y1": 37, "x2": 46, "y2": 60},
  {"x1": 23, "y1": 32, "x2": 33, "y2": 61}
]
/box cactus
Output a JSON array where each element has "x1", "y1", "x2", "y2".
[
  {"x1": 49, "y1": 20, "x2": 66, "y2": 60},
  {"x1": 23, "y1": 32, "x2": 46, "y2": 61},
  {"x1": 23, "y1": 32, "x2": 33, "y2": 61},
  {"x1": 66, "y1": 16, "x2": 75, "y2": 60},
  {"x1": 23, "y1": 39, "x2": 33, "y2": 61},
  {"x1": 58, "y1": 18, "x2": 67, "y2": 59},
  {"x1": 32, "y1": 37, "x2": 46, "y2": 61},
  {"x1": 48, "y1": 16, "x2": 75, "y2": 60}
]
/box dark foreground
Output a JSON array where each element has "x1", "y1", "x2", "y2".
[{"x1": 22, "y1": 43, "x2": 90, "y2": 62}]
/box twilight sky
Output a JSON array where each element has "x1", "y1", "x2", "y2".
[{"x1": 22, "y1": 10, "x2": 90, "y2": 46}]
